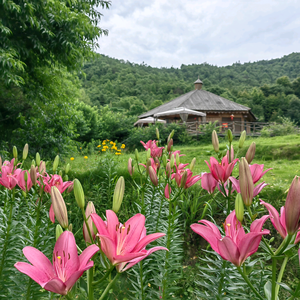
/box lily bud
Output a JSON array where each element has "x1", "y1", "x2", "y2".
[
  {"x1": 39, "y1": 161, "x2": 46, "y2": 175},
  {"x1": 113, "y1": 176, "x2": 125, "y2": 213},
  {"x1": 170, "y1": 155, "x2": 175, "y2": 169},
  {"x1": 30, "y1": 165, "x2": 37, "y2": 185},
  {"x1": 227, "y1": 129, "x2": 233, "y2": 143},
  {"x1": 164, "y1": 184, "x2": 171, "y2": 199},
  {"x1": 239, "y1": 157, "x2": 253, "y2": 206},
  {"x1": 59, "y1": 170, "x2": 63, "y2": 177},
  {"x1": 146, "y1": 148, "x2": 151, "y2": 159},
  {"x1": 180, "y1": 171, "x2": 188, "y2": 188},
  {"x1": 68, "y1": 224, "x2": 73, "y2": 232},
  {"x1": 162, "y1": 154, "x2": 167, "y2": 167},
  {"x1": 239, "y1": 131, "x2": 246, "y2": 148},
  {"x1": 167, "y1": 130, "x2": 175, "y2": 143},
  {"x1": 235, "y1": 194, "x2": 244, "y2": 223},
  {"x1": 148, "y1": 166, "x2": 158, "y2": 186},
  {"x1": 156, "y1": 127, "x2": 160, "y2": 140},
  {"x1": 36, "y1": 152, "x2": 41, "y2": 166},
  {"x1": 285, "y1": 176, "x2": 300, "y2": 234},
  {"x1": 24, "y1": 170, "x2": 28, "y2": 182},
  {"x1": 154, "y1": 157, "x2": 160, "y2": 171},
  {"x1": 63, "y1": 175, "x2": 68, "y2": 181},
  {"x1": 166, "y1": 162, "x2": 171, "y2": 178},
  {"x1": 128, "y1": 158, "x2": 134, "y2": 176},
  {"x1": 0, "y1": 156, "x2": 2, "y2": 168},
  {"x1": 23, "y1": 144, "x2": 28, "y2": 160},
  {"x1": 144, "y1": 159, "x2": 151, "y2": 175},
  {"x1": 53, "y1": 155, "x2": 59, "y2": 173},
  {"x1": 67, "y1": 183, "x2": 74, "y2": 193},
  {"x1": 176, "y1": 153, "x2": 180, "y2": 166},
  {"x1": 245, "y1": 142, "x2": 256, "y2": 164},
  {"x1": 73, "y1": 179, "x2": 85, "y2": 209},
  {"x1": 135, "y1": 149, "x2": 139, "y2": 161},
  {"x1": 65, "y1": 163, "x2": 70, "y2": 175},
  {"x1": 51, "y1": 186, "x2": 68, "y2": 229},
  {"x1": 212, "y1": 130, "x2": 219, "y2": 153},
  {"x1": 56, "y1": 225, "x2": 63, "y2": 240},
  {"x1": 269, "y1": 237, "x2": 274, "y2": 244},
  {"x1": 83, "y1": 201, "x2": 97, "y2": 244},
  {"x1": 31, "y1": 159, "x2": 35, "y2": 167},
  {"x1": 13, "y1": 146, "x2": 18, "y2": 159},
  {"x1": 167, "y1": 139, "x2": 173, "y2": 152},
  {"x1": 190, "y1": 158, "x2": 196, "y2": 172}
]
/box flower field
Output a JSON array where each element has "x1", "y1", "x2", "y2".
[{"x1": 1, "y1": 131, "x2": 300, "y2": 299}]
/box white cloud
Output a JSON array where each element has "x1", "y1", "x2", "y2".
[{"x1": 96, "y1": 0, "x2": 300, "y2": 67}]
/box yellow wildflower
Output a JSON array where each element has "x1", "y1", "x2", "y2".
[
  {"x1": 115, "y1": 153, "x2": 121, "y2": 155},
  {"x1": 121, "y1": 144, "x2": 125, "y2": 148},
  {"x1": 84, "y1": 156, "x2": 88, "y2": 159},
  {"x1": 70, "y1": 157, "x2": 75, "y2": 161},
  {"x1": 80, "y1": 147, "x2": 82, "y2": 149},
  {"x1": 102, "y1": 149, "x2": 106, "y2": 152},
  {"x1": 97, "y1": 145, "x2": 101, "y2": 148},
  {"x1": 117, "y1": 149, "x2": 121, "y2": 152},
  {"x1": 110, "y1": 141, "x2": 114, "y2": 144}
]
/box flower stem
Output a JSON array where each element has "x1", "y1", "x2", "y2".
[
  {"x1": 93, "y1": 265, "x2": 114, "y2": 286},
  {"x1": 0, "y1": 188, "x2": 15, "y2": 279},
  {"x1": 98, "y1": 272, "x2": 120, "y2": 300},
  {"x1": 87, "y1": 267, "x2": 94, "y2": 300},
  {"x1": 272, "y1": 257, "x2": 277, "y2": 300},
  {"x1": 274, "y1": 234, "x2": 293, "y2": 256},
  {"x1": 26, "y1": 196, "x2": 43, "y2": 299},
  {"x1": 275, "y1": 256, "x2": 288, "y2": 298},
  {"x1": 237, "y1": 266, "x2": 264, "y2": 300}
]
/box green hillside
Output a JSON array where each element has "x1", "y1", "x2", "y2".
[{"x1": 81, "y1": 52, "x2": 300, "y2": 122}]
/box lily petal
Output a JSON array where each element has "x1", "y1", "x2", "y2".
[
  {"x1": 217, "y1": 237, "x2": 240, "y2": 266},
  {"x1": 43, "y1": 278, "x2": 67, "y2": 295}
]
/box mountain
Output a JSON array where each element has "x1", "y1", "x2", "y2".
[{"x1": 80, "y1": 52, "x2": 300, "y2": 122}]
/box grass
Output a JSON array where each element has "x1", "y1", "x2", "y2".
[{"x1": 60, "y1": 134, "x2": 300, "y2": 299}]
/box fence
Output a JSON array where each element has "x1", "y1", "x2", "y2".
[{"x1": 185, "y1": 121, "x2": 269, "y2": 136}]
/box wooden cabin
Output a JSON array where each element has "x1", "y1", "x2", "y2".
[{"x1": 138, "y1": 78, "x2": 257, "y2": 134}]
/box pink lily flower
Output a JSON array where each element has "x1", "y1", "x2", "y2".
[
  {"x1": 139, "y1": 158, "x2": 158, "y2": 172},
  {"x1": 140, "y1": 140, "x2": 164, "y2": 158},
  {"x1": 17, "y1": 170, "x2": 33, "y2": 192},
  {"x1": 201, "y1": 172, "x2": 218, "y2": 194},
  {"x1": 249, "y1": 164, "x2": 272, "y2": 184},
  {"x1": 205, "y1": 156, "x2": 239, "y2": 184},
  {"x1": 229, "y1": 177, "x2": 268, "y2": 198},
  {"x1": 42, "y1": 174, "x2": 73, "y2": 223},
  {"x1": 172, "y1": 168, "x2": 201, "y2": 188},
  {"x1": 90, "y1": 210, "x2": 167, "y2": 272},
  {"x1": 170, "y1": 150, "x2": 185, "y2": 158},
  {"x1": 190, "y1": 210, "x2": 270, "y2": 266},
  {"x1": 260, "y1": 200, "x2": 300, "y2": 244},
  {"x1": 0, "y1": 165, "x2": 22, "y2": 189},
  {"x1": 165, "y1": 184, "x2": 171, "y2": 199},
  {"x1": 14, "y1": 231, "x2": 99, "y2": 295},
  {"x1": 43, "y1": 174, "x2": 73, "y2": 194}
]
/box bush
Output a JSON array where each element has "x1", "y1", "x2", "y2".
[
  {"x1": 125, "y1": 123, "x2": 192, "y2": 150},
  {"x1": 198, "y1": 121, "x2": 221, "y2": 143},
  {"x1": 261, "y1": 117, "x2": 298, "y2": 137}
]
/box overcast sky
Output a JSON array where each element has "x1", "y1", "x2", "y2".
[{"x1": 96, "y1": 0, "x2": 300, "y2": 68}]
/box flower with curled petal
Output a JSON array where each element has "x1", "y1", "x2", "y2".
[
  {"x1": 14, "y1": 231, "x2": 99, "y2": 295},
  {"x1": 91, "y1": 210, "x2": 168, "y2": 272}
]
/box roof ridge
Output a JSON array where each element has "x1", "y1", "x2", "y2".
[{"x1": 178, "y1": 89, "x2": 198, "y2": 107}]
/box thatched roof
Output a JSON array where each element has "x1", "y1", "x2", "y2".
[{"x1": 139, "y1": 89, "x2": 254, "y2": 119}]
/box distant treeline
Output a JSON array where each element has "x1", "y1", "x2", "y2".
[{"x1": 81, "y1": 53, "x2": 300, "y2": 122}]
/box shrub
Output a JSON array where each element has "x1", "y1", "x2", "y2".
[{"x1": 261, "y1": 117, "x2": 298, "y2": 137}]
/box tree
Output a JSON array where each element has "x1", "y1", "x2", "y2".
[{"x1": 0, "y1": 0, "x2": 110, "y2": 85}]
